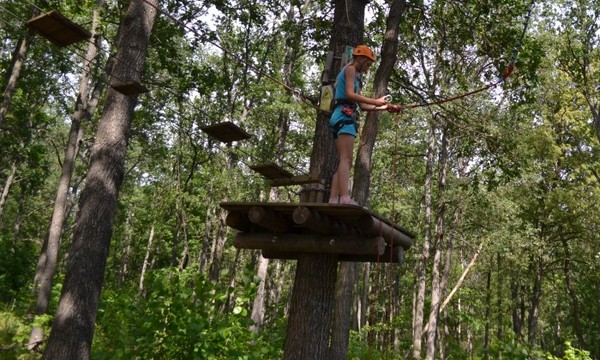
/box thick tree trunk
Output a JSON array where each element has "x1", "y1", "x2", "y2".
[
  {"x1": 284, "y1": 254, "x2": 338, "y2": 360},
  {"x1": 330, "y1": 2, "x2": 405, "y2": 357},
  {"x1": 29, "y1": 3, "x2": 104, "y2": 350},
  {"x1": 284, "y1": 0, "x2": 368, "y2": 358},
  {"x1": 42, "y1": 1, "x2": 157, "y2": 358}
]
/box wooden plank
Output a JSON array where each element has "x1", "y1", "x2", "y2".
[
  {"x1": 340, "y1": 246, "x2": 405, "y2": 263},
  {"x1": 200, "y1": 121, "x2": 252, "y2": 143},
  {"x1": 261, "y1": 246, "x2": 403, "y2": 263},
  {"x1": 26, "y1": 11, "x2": 91, "y2": 47},
  {"x1": 250, "y1": 163, "x2": 293, "y2": 180},
  {"x1": 357, "y1": 214, "x2": 413, "y2": 250},
  {"x1": 235, "y1": 233, "x2": 385, "y2": 256},
  {"x1": 268, "y1": 175, "x2": 324, "y2": 187}
]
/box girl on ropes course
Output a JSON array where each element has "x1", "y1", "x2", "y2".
[{"x1": 328, "y1": 45, "x2": 402, "y2": 205}]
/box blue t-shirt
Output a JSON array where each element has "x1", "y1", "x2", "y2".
[{"x1": 329, "y1": 66, "x2": 361, "y2": 136}]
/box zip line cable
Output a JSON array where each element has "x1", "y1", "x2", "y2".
[{"x1": 397, "y1": 0, "x2": 535, "y2": 111}]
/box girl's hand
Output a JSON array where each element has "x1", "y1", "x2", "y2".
[{"x1": 373, "y1": 96, "x2": 388, "y2": 107}]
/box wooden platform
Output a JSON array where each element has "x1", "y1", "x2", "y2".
[
  {"x1": 26, "y1": 11, "x2": 91, "y2": 47},
  {"x1": 200, "y1": 121, "x2": 252, "y2": 143},
  {"x1": 220, "y1": 202, "x2": 415, "y2": 263}
]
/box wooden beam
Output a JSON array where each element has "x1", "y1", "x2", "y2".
[
  {"x1": 225, "y1": 211, "x2": 252, "y2": 232},
  {"x1": 358, "y1": 214, "x2": 413, "y2": 250},
  {"x1": 292, "y1": 206, "x2": 354, "y2": 235},
  {"x1": 248, "y1": 206, "x2": 291, "y2": 233},
  {"x1": 339, "y1": 246, "x2": 405, "y2": 264},
  {"x1": 268, "y1": 175, "x2": 324, "y2": 187},
  {"x1": 235, "y1": 233, "x2": 385, "y2": 256}
]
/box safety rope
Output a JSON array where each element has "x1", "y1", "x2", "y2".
[{"x1": 396, "y1": 0, "x2": 535, "y2": 111}]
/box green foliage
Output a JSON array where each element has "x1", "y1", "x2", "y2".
[{"x1": 93, "y1": 268, "x2": 281, "y2": 359}]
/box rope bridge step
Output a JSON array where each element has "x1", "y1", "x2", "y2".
[
  {"x1": 200, "y1": 121, "x2": 252, "y2": 143},
  {"x1": 26, "y1": 11, "x2": 90, "y2": 47}
]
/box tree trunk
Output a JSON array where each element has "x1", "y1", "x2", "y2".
[
  {"x1": 118, "y1": 209, "x2": 134, "y2": 285},
  {"x1": 425, "y1": 123, "x2": 448, "y2": 360},
  {"x1": 0, "y1": 161, "x2": 17, "y2": 225},
  {"x1": 209, "y1": 152, "x2": 234, "y2": 283},
  {"x1": 138, "y1": 225, "x2": 155, "y2": 297},
  {"x1": 29, "y1": 2, "x2": 104, "y2": 350},
  {"x1": 484, "y1": 269, "x2": 492, "y2": 360},
  {"x1": 0, "y1": 7, "x2": 38, "y2": 128},
  {"x1": 561, "y1": 236, "x2": 586, "y2": 348},
  {"x1": 330, "y1": 2, "x2": 405, "y2": 358},
  {"x1": 42, "y1": 1, "x2": 157, "y2": 358},
  {"x1": 284, "y1": 0, "x2": 369, "y2": 358},
  {"x1": 284, "y1": 254, "x2": 338, "y2": 360},
  {"x1": 527, "y1": 255, "x2": 543, "y2": 346},
  {"x1": 413, "y1": 120, "x2": 436, "y2": 359}
]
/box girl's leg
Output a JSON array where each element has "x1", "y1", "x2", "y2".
[
  {"x1": 335, "y1": 134, "x2": 357, "y2": 204},
  {"x1": 329, "y1": 170, "x2": 340, "y2": 203}
]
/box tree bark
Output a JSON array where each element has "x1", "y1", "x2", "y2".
[
  {"x1": 42, "y1": 1, "x2": 157, "y2": 358},
  {"x1": 413, "y1": 120, "x2": 436, "y2": 359},
  {"x1": 284, "y1": 0, "x2": 369, "y2": 358},
  {"x1": 425, "y1": 123, "x2": 448, "y2": 360},
  {"x1": 138, "y1": 224, "x2": 155, "y2": 297},
  {"x1": 331, "y1": 2, "x2": 405, "y2": 358},
  {"x1": 561, "y1": 236, "x2": 586, "y2": 348},
  {"x1": 29, "y1": 2, "x2": 104, "y2": 350},
  {"x1": 527, "y1": 255, "x2": 543, "y2": 346},
  {"x1": 284, "y1": 254, "x2": 338, "y2": 360},
  {"x1": 0, "y1": 161, "x2": 17, "y2": 225},
  {"x1": 0, "y1": 7, "x2": 38, "y2": 128}
]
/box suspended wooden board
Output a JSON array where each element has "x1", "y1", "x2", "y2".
[
  {"x1": 111, "y1": 81, "x2": 148, "y2": 96},
  {"x1": 250, "y1": 163, "x2": 293, "y2": 181},
  {"x1": 220, "y1": 202, "x2": 415, "y2": 263},
  {"x1": 200, "y1": 121, "x2": 252, "y2": 143},
  {"x1": 25, "y1": 11, "x2": 91, "y2": 47}
]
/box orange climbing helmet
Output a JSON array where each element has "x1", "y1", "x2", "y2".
[{"x1": 352, "y1": 45, "x2": 376, "y2": 62}]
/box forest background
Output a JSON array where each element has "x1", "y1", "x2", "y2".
[{"x1": 0, "y1": 0, "x2": 599, "y2": 359}]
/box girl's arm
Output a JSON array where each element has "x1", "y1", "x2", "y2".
[{"x1": 344, "y1": 66, "x2": 388, "y2": 109}]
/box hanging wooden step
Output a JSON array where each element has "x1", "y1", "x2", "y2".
[
  {"x1": 25, "y1": 11, "x2": 91, "y2": 47},
  {"x1": 111, "y1": 81, "x2": 148, "y2": 96},
  {"x1": 200, "y1": 121, "x2": 252, "y2": 143},
  {"x1": 250, "y1": 163, "x2": 322, "y2": 187},
  {"x1": 220, "y1": 202, "x2": 415, "y2": 263}
]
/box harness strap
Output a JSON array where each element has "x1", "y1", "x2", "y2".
[{"x1": 331, "y1": 119, "x2": 358, "y2": 139}]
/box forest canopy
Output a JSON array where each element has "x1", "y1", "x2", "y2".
[{"x1": 0, "y1": 0, "x2": 599, "y2": 359}]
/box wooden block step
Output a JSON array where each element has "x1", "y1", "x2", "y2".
[
  {"x1": 200, "y1": 121, "x2": 252, "y2": 143},
  {"x1": 250, "y1": 163, "x2": 293, "y2": 180},
  {"x1": 111, "y1": 81, "x2": 148, "y2": 96},
  {"x1": 26, "y1": 11, "x2": 90, "y2": 47}
]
